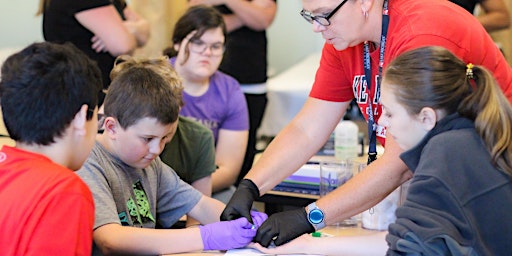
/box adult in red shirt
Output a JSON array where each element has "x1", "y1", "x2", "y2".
[
  {"x1": 0, "y1": 42, "x2": 101, "y2": 255},
  {"x1": 221, "y1": 0, "x2": 512, "y2": 247}
]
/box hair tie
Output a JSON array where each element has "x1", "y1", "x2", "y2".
[{"x1": 466, "y1": 63, "x2": 474, "y2": 80}]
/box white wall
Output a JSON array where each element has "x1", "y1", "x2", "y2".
[
  {"x1": 0, "y1": 0, "x2": 43, "y2": 48},
  {"x1": 0, "y1": 0, "x2": 324, "y2": 76},
  {"x1": 267, "y1": 0, "x2": 324, "y2": 75}
]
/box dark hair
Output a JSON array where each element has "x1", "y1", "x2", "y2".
[
  {"x1": 0, "y1": 42, "x2": 102, "y2": 145},
  {"x1": 164, "y1": 5, "x2": 226, "y2": 60},
  {"x1": 104, "y1": 55, "x2": 183, "y2": 129},
  {"x1": 383, "y1": 46, "x2": 512, "y2": 176}
]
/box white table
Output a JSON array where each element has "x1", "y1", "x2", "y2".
[{"x1": 258, "y1": 53, "x2": 321, "y2": 137}]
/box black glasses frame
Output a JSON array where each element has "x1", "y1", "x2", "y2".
[{"x1": 300, "y1": 0, "x2": 349, "y2": 26}]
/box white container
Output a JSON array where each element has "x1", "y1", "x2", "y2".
[{"x1": 334, "y1": 120, "x2": 359, "y2": 161}]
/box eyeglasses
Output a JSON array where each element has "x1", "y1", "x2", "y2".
[
  {"x1": 300, "y1": 0, "x2": 349, "y2": 26},
  {"x1": 188, "y1": 39, "x2": 225, "y2": 56}
]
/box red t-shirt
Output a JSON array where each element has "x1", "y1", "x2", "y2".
[
  {"x1": 310, "y1": 0, "x2": 512, "y2": 146},
  {"x1": 0, "y1": 146, "x2": 94, "y2": 255}
]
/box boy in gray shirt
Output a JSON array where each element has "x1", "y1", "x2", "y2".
[{"x1": 77, "y1": 56, "x2": 266, "y2": 255}]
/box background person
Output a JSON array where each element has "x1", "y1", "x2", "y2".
[
  {"x1": 160, "y1": 116, "x2": 217, "y2": 228},
  {"x1": 221, "y1": 0, "x2": 512, "y2": 247},
  {"x1": 0, "y1": 42, "x2": 101, "y2": 255},
  {"x1": 252, "y1": 46, "x2": 512, "y2": 255},
  {"x1": 37, "y1": 0, "x2": 149, "y2": 105},
  {"x1": 188, "y1": 0, "x2": 278, "y2": 184},
  {"x1": 76, "y1": 55, "x2": 266, "y2": 255},
  {"x1": 166, "y1": 5, "x2": 250, "y2": 204},
  {"x1": 450, "y1": 0, "x2": 510, "y2": 32}
]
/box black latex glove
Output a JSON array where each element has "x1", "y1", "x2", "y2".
[
  {"x1": 220, "y1": 179, "x2": 259, "y2": 223},
  {"x1": 254, "y1": 207, "x2": 315, "y2": 247}
]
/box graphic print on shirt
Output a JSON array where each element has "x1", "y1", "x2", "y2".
[
  {"x1": 353, "y1": 74, "x2": 386, "y2": 139},
  {"x1": 119, "y1": 180, "x2": 155, "y2": 226},
  {"x1": 185, "y1": 116, "x2": 219, "y2": 131}
]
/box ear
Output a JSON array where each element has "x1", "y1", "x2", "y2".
[
  {"x1": 418, "y1": 107, "x2": 437, "y2": 131},
  {"x1": 71, "y1": 104, "x2": 88, "y2": 136},
  {"x1": 103, "y1": 116, "x2": 120, "y2": 139},
  {"x1": 360, "y1": 0, "x2": 374, "y2": 13},
  {"x1": 174, "y1": 43, "x2": 180, "y2": 52}
]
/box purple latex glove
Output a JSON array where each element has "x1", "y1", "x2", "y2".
[
  {"x1": 199, "y1": 217, "x2": 256, "y2": 251},
  {"x1": 250, "y1": 210, "x2": 268, "y2": 229}
]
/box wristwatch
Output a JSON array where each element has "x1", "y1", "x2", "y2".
[{"x1": 306, "y1": 202, "x2": 325, "y2": 230}]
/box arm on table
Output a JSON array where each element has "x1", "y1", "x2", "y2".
[{"x1": 250, "y1": 232, "x2": 388, "y2": 256}]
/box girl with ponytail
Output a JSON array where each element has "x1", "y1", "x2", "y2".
[
  {"x1": 379, "y1": 46, "x2": 512, "y2": 255},
  {"x1": 252, "y1": 46, "x2": 512, "y2": 256}
]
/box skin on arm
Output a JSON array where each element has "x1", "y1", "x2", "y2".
[
  {"x1": 189, "y1": 0, "x2": 277, "y2": 32},
  {"x1": 250, "y1": 232, "x2": 388, "y2": 255},
  {"x1": 317, "y1": 134, "x2": 412, "y2": 225},
  {"x1": 478, "y1": 0, "x2": 511, "y2": 32},
  {"x1": 187, "y1": 176, "x2": 213, "y2": 227},
  {"x1": 75, "y1": 5, "x2": 137, "y2": 56},
  {"x1": 122, "y1": 6, "x2": 150, "y2": 47},
  {"x1": 93, "y1": 195, "x2": 225, "y2": 255},
  {"x1": 212, "y1": 129, "x2": 249, "y2": 192},
  {"x1": 245, "y1": 96, "x2": 412, "y2": 224},
  {"x1": 246, "y1": 97, "x2": 347, "y2": 193}
]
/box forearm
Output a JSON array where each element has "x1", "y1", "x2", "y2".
[
  {"x1": 94, "y1": 224, "x2": 203, "y2": 255},
  {"x1": 479, "y1": 0, "x2": 511, "y2": 32},
  {"x1": 187, "y1": 177, "x2": 213, "y2": 227},
  {"x1": 247, "y1": 98, "x2": 347, "y2": 194},
  {"x1": 223, "y1": 0, "x2": 276, "y2": 31},
  {"x1": 188, "y1": 196, "x2": 225, "y2": 224},
  {"x1": 123, "y1": 7, "x2": 150, "y2": 46},
  {"x1": 213, "y1": 129, "x2": 247, "y2": 192},
  {"x1": 317, "y1": 137, "x2": 412, "y2": 225},
  {"x1": 212, "y1": 164, "x2": 240, "y2": 192},
  {"x1": 478, "y1": 13, "x2": 511, "y2": 32}
]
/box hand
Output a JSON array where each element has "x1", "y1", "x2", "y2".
[
  {"x1": 199, "y1": 217, "x2": 256, "y2": 251},
  {"x1": 221, "y1": 179, "x2": 260, "y2": 223},
  {"x1": 91, "y1": 36, "x2": 107, "y2": 53},
  {"x1": 175, "y1": 30, "x2": 197, "y2": 66},
  {"x1": 250, "y1": 210, "x2": 268, "y2": 228},
  {"x1": 254, "y1": 207, "x2": 314, "y2": 247},
  {"x1": 249, "y1": 234, "x2": 315, "y2": 255}
]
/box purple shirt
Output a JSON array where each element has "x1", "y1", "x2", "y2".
[{"x1": 171, "y1": 58, "x2": 249, "y2": 143}]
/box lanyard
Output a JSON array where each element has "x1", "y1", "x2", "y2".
[{"x1": 363, "y1": 0, "x2": 389, "y2": 165}]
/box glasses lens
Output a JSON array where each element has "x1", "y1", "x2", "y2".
[{"x1": 189, "y1": 40, "x2": 224, "y2": 56}]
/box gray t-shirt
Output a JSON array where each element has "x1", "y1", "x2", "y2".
[{"x1": 77, "y1": 141, "x2": 202, "y2": 230}]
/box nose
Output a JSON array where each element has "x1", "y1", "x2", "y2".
[
  {"x1": 312, "y1": 20, "x2": 326, "y2": 33},
  {"x1": 148, "y1": 140, "x2": 165, "y2": 155},
  {"x1": 202, "y1": 46, "x2": 213, "y2": 56}
]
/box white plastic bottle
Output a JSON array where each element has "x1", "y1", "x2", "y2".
[{"x1": 335, "y1": 120, "x2": 359, "y2": 161}]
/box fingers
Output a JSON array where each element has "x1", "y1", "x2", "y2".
[
  {"x1": 250, "y1": 211, "x2": 268, "y2": 227},
  {"x1": 91, "y1": 36, "x2": 107, "y2": 53},
  {"x1": 254, "y1": 219, "x2": 277, "y2": 247}
]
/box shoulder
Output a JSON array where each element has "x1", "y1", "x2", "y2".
[{"x1": 178, "y1": 116, "x2": 213, "y2": 135}]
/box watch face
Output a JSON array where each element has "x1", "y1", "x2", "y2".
[{"x1": 309, "y1": 209, "x2": 324, "y2": 224}]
